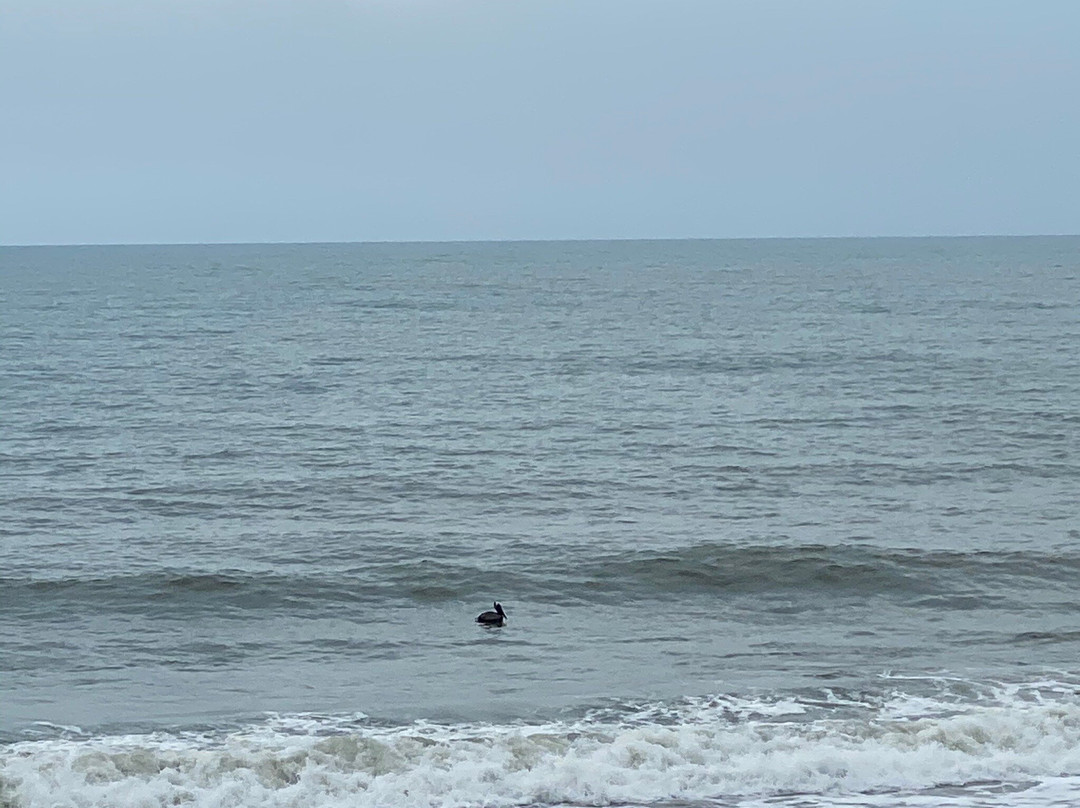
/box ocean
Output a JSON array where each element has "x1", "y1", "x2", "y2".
[{"x1": 2, "y1": 236, "x2": 1079, "y2": 807}]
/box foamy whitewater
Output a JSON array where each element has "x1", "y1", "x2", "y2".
[
  {"x1": 10, "y1": 682, "x2": 1080, "y2": 807},
  {"x1": 2, "y1": 238, "x2": 1079, "y2": 807}
]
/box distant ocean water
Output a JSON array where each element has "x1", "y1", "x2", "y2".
[{"x1": 2, "y1": 237, "x2": 1079, "y2": 807}]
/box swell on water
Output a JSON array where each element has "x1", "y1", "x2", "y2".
[{"x1": 5, "y1": 543, "x2": 1080, "y2": 617}]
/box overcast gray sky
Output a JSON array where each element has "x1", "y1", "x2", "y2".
[{"x1": 2, "y1": 0, "x2": 1078, "y2": 245}]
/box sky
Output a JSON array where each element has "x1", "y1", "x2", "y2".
[{"x1": 2, "y1": 0, "x2": 1078, "y2": 245}]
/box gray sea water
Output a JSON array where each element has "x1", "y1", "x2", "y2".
[{"x1": 2, "y1": 237, "x2": 1080, "y2": 807}]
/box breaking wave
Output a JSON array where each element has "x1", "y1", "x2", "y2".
[{"x1": 5, "y1": 681, "x2": 1080, "y2": 808}]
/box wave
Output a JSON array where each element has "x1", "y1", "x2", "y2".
[
  {"x1": 5, "y1": 681, "x2": 1080, "y2": 807},
  {"x1": 6, "y1": 543, "x2": 1079, "y2": 618}
]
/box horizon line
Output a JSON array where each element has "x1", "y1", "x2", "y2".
[{"x1": 2, "y1": 232, "x2": 1078, "y2": 249}]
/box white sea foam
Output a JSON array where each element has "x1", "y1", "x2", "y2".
[{"x1": 5, "y1": 687, "x2": 1080, "y2": 808}]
